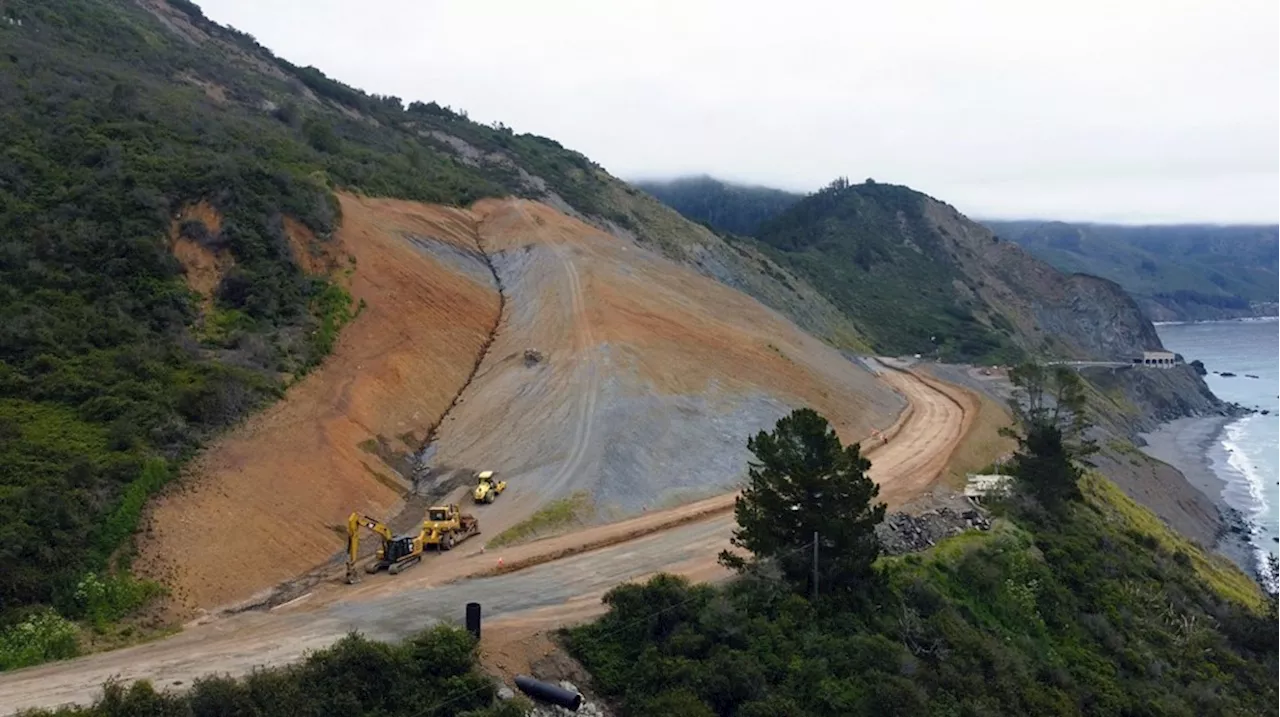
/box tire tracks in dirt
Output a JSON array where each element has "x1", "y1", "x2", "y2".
[{"x1": 540, "y1": 241, "x2": 602, "y2": 499}]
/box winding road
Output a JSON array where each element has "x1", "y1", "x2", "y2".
[{"x1": 0, "y1": 364, "x2": 971, "y2": 714}]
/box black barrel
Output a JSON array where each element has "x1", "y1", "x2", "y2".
[
  {"x1": 465, "y1": 602, "x2": 481, "y2": 640},
  {"x1": 514, "y1": 675, "x2": 582, "y2": 711}
]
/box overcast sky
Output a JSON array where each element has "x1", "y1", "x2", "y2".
[{"x1": 199, "y1": 0, "x2": 1278, "y2": 224}]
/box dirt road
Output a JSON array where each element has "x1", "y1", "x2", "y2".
[{"x1": 0, "y1": 364, "x2": 972, "y2": 714}]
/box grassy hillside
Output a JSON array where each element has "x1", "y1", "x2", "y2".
[
  {"x1": 633, "y1": 175, "x2": 802, "y2": 236},
  {"x1": 986, "y1": 220, "x2": 1280, "y2": 321},
  {"x1": 568, "y1": 473, "x2": 1276, "y2": 716},
  {"x1": 745, "y1": 179, "x2": 1163, "y2": 362}
]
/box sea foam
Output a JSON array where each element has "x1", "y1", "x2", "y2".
[{"x1": 1220, "y1": 416, "x2": 1275, "y2": 589}]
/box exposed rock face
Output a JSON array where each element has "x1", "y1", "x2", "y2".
[
  {"x1": 922, "y1": 199, "x2": 1163, "y2": 360},
  {"x1": 1080, "y1": 364, "x2": 1245, "y2": 438},
  {"x1": 1040, "y1": 275, "x2": 1165, "y2": 359}
]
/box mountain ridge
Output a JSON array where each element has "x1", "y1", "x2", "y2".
[
  {"x1": 649, "y1": 176, "x2": 1164, "y2": 362},
  {"x1": 984, "y1": 219, "x2": 1279, "y2": 322}
]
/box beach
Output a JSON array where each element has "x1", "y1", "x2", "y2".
[{"x1": 1139, "y1": 416, "x2": 1259, "y2": 577}]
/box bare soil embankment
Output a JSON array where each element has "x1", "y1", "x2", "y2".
[
  {"x1": 134, "y1": 194, "x2": 501, "y2": 620},
  {"x1": 138, "y1": 195, "x2": 907, "y2": 622}
]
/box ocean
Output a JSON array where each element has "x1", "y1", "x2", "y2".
[{"x1": 1155, "y1": 318, "x2": 1279, "y2": 580}]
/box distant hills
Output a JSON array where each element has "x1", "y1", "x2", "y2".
[
  {"x1": 639, "y1": 176, "x2": 1161, "y2": 362},
  {"x1": 983, "y1": 221, "x2": 1279, "y2": 322}
]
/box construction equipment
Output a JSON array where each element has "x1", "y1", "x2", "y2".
[
  {"x1": 423, "y1": 503, "x2": 480, "y2": 551},
  {"x1": 345, "y1": 512, "x2": 426, "y2": 584},
  {"x1": 472, "y1": 470, "x2": 507, "y2": 504}
]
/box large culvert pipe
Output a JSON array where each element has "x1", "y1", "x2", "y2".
[{"x1": 514, "y1": 675, "x2": 582, "y2": 711}]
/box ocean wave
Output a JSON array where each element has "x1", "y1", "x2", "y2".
[
  {"x1": 1153, "y1": 316, "x2": 1279, "y2": 327},
  {"x1": 1220, "y1": 416, "x2": 1276, "y2": 588},
  {"x1": 1232, "y1": 316, "x2": 1280, "y2": 324}
]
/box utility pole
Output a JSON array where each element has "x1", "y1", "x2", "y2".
[{"x1": 812, "y1": 530, "x2": 819, "y2": 601}]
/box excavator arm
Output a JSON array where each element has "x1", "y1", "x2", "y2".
[{"x1": 345, "y1": 512, "x2": 395, "y2": 584}]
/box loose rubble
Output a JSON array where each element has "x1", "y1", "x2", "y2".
[{"x1": 876, "y1": 504, "x2": 993, "y2": 556}]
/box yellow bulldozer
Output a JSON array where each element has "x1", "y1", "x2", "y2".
[
  {"x1": 345, "y1": 513, "x2": 427, "y2": 584},
  {"x1": 472, "y1": 470, "x2": 506, "y2": 504},
  {"x1": 423, "y1": 503, "x2": 480, "y2": 550}
]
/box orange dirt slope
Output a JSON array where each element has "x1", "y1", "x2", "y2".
[{"x1": 134, "y1": 193, "x2": 500, "y2": 620}]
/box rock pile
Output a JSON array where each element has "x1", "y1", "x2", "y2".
[{"x1": 876, "y1": 505, "x2": 993, "y2": 556}]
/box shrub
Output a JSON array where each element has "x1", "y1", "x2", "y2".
[
  {"x1": 0, "y1": 609, "x2": 79, "y2": 670},
  {"x1": 72, "y1": 573, "x2": 166, "y2": 629}
]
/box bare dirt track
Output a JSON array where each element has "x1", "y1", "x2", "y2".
[{"x1": 0, "y1": 363, "x2": 974, "y2": 715}]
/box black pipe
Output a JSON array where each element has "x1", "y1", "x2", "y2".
[
  {"x1": 514, "y1": 675, "x2": 582, "y2": 711},
  {"x1": 465, "y1": 602, "x2": 481, "y2": 641}
]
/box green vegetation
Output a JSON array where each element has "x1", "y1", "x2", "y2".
[
  {"x1": 633, "y1": 175, "x2": 802, "y2": 236},
  {"x1": 999, "y1": 363, "x2": 1096, "y2": 508},
  {"x1": 304, "y1": 283, "x2": 356, "y2": 369},
  {"x1": 487, "y1": 491, "x2": 592, "y2": 548},
  {"x1": 570, "y1": 482, "x2": 1276, "y2": 716},
  {"x1": 986, "y1": 220, "x2": 1279, "y2": 321},
  {"x1": 0, "y1": 608, "x2": 79, "y2": 671},
  {"x1": 22, "y1": 625, "x2": 525, "y2": 717},
  {"x1": 720, "y1": 408, "x2": 885, "y2": 593},
  {"x1": 1080, "y1": 474, "x2": 1268, "y2": 614},
  {"x1": 747, "y1": 179, "x2": 1024, "y2": 362},
  {"x1": 565, "y1": 368, "x2": 1277, "y2": 715}
]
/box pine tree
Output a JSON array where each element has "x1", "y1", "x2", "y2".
[
  {"x1": 719, "y1": 408, "x2": 885, "y2": 595},
  {"x1": 1000, "y1": 362, "x2": 1098, "y2": 508}
]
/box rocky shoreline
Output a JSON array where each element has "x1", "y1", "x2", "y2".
[{"x1": 1137, "y1": 416, "x2": 1261, "y2": 581}]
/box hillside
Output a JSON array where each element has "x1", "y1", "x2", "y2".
[
  {"x1": 746, "y1": 179, "x2": 1163, "y2": 362},
  {"x1": 632, "y1": 175, "x2": 802, "y2": 236},
  {"x1": 986, "y1": 220, "x2": 1280, "y2": 322},
  {"x1": 0, "y1": 0, "x2": 1195, "y2": 665},
  {"x1": 0, "y1": 0, "x2": 901, "y2": 637},
  {"x1": 136, "y1": 197, "x2": 905, "y2": 619}
]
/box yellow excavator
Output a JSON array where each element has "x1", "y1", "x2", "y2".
[
  {"x1": 345, "y1": 513, "x2": 426, "y2": 584},
  {"x1": 472, "y1": 470, "x2": 506, "y2": 504}
]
